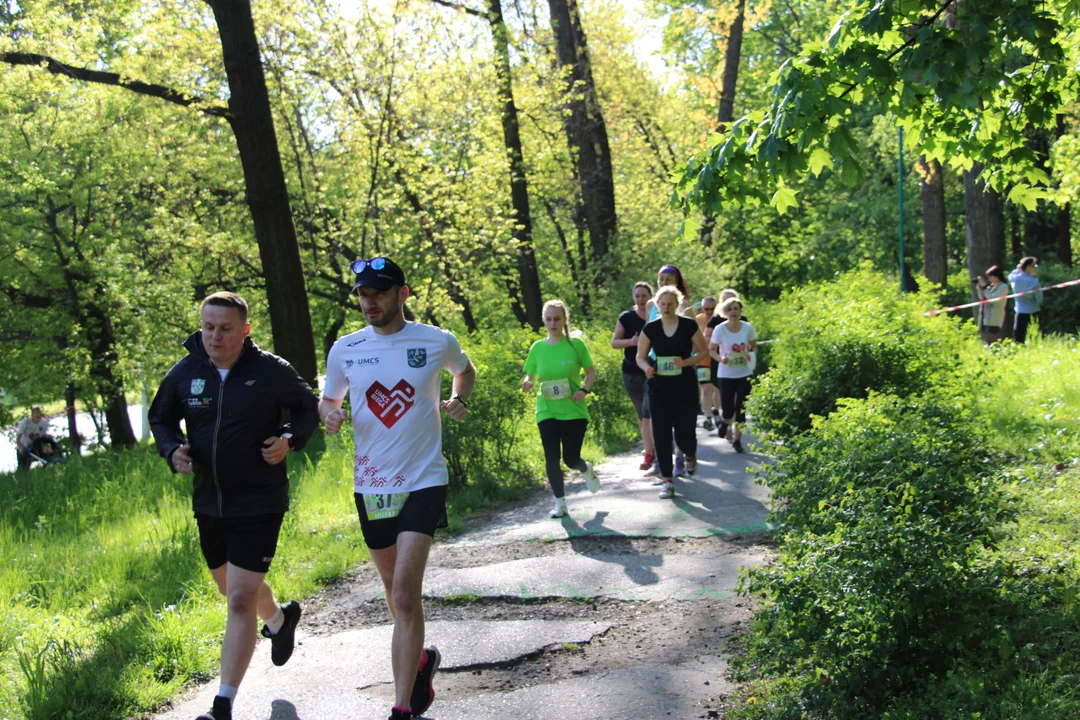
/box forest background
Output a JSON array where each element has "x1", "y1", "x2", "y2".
[{"x1": 2, "y1": 0, "x2": 1080, "y2": 719}]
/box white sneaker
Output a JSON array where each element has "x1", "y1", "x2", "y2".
[
  {"x1": 658, "y1": 482, "x2": 675, "y2": 499},
  {"x1": 583, "y1": 461, "x2": 600, "y2": 493},
  {"x1": 549, "y1": 497, "x2": 568, "y2": 518}
]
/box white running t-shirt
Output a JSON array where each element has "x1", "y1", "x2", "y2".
[
  {"x1": 323, "y1": 322, "x2": 470, "y2": 494},
  {"x1": 710, "y1": 321, "x2": 757, "y2": 380}
]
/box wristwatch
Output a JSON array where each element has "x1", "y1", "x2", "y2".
[{"x1": 450, "y1": 394, "x2": 468, "y2": 407}]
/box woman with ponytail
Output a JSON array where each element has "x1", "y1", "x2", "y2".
[{"x1": 522, "y1": 300, "x2": 600, "y2": 518}]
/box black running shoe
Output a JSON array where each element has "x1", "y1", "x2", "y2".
[
  {"x1": 390, "y1": 706, "x2": 413, "y2": 720},
  {"x1": 195, "y1": 695, "x2": 231, "y2": 720},
  {"x1": 261, "y1": 600, "x2": 301, "y2": 666},
  {"x1": 733, "y1": 439, "x2": 745, "y2": 453},
  {"x1": 410, "y1": 646, "x2": 442, "y2": 716},
  {"x1": 716, "y1": 421, "x2": 728, "y2": 440}
]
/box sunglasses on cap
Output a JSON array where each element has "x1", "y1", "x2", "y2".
[{"x1": 351, "y1": 257, "x2": 388, "y2": 274}]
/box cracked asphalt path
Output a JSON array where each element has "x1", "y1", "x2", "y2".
[{"x1": 153, "y1": 427, "x2": 772, "y2": 720}]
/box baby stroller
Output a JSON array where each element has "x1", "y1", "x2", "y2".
[{"x1": 22, "y1": 436, "x2": 67, "y2": 469}]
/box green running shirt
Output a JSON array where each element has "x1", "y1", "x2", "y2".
[{"x1": 523, "y1": 336, "x2": 594, "y2": 423}]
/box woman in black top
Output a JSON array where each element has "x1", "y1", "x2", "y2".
[
  {"x1": 612, "y1": 282, "x2": 655, "y2": 470},
  {"x1": 637, "y1": 286, "x2": 709, "y2": 499}
]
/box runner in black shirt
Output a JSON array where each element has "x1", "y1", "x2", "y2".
[
  {"x1": 611, "y1": 282, "x2": 655, "y2": 470},
  {"x1": 637, "y1": 286, "x2": 709, "y2": 499}
]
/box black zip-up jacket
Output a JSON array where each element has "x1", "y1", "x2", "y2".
[{"x1": 148, "y1": 332, "x2": 319, "y2": 518}]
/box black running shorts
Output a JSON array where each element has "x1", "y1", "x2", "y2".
[
  {"x1": 195, "y1": 512, "x2": 285, "y2": 574},
  {"x1": 355, "y1": 484, "x2": 449, "y2": 550}
]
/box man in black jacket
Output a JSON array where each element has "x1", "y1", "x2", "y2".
[{"x1": 149, "y1": 292, "x2": 319, "y2": 720}]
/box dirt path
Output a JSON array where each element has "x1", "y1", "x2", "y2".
[{"x1": 155, "y1": 429, "x2": 772, "y2": 720}]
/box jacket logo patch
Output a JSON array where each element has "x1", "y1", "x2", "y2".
[
  {"x1": 366, "y1": 379, "x2": 415, "y2": 429},
  {"x1": 407, "y1": 348, "x2": 427, "y2": 368},
  {"x1": 191, "y1": 379, "x2": 205, "y2": 395},
  {"x1": 246, "y1": 379, "x2": 256, "y2": 386}
]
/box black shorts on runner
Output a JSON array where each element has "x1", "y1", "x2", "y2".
[
  {"x1": 621, "y1": 372, "x2": 649, "y2": 420},
  {"x1": 355, "y1": 484, "x2": 449, "y2": 550},
  {"x1": 195, "y1": 512, "x2": 285, "y2": 574}
]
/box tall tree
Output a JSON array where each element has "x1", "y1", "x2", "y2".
[
  {"x1": 428, "y1": 0, "x2": 544, "y2": 329},
  {"x1": 202, "y1": 0, "x2": 317, "y2": 384},
  {"x1": 917, "y1": 156, "x2": 948, "y2": 286},
  {"x1": 546, "y1": 0, "x2": 617, "y2": 267},
  {"x1": 3, "y1": 0, "x2": 319, "y2": 385},
  {"x1": 964, "y1": 161, "x2": 1005, "y2": 298}
]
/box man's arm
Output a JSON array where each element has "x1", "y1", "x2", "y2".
[
  {"x1": 148, "y1": 370, "x2": 187, "y2": 470},
  {"x1": 441, "y1": 360, "x2": 476, "y2": 422},
  {"x1": 274, "y1": 360, "x2": 320, "y2": 451}
]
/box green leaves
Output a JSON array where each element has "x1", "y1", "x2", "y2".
[{"x1": 674, "y1": 0, "x2": 1080, "y2": 216}]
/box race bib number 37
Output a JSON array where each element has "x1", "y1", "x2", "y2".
[
  {"x1": 541, "y1": 378, "x2": 573, "y2": 399},
  {"x1": 656, "y1": 356, "x2": 680, "y2": 376},
  {"x1": 363, "y1": 492, "x2": 410, "y2": 521}
]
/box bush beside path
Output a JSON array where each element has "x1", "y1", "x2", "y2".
[{"x1": 155, "y1": 429, "x2": 773, "y2": 720}]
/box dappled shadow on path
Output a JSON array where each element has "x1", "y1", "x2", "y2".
[
  {"x1": 269, "y1": 698, "x2": 300, "y2": 720},
  {"x1": 560, "y1": 511, "x2": 661, "y2": 585}
]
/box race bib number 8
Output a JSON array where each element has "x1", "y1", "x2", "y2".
[
  {"x1": 696, "y1": 366, "x2": 710, "y2": 382},
  {"x1": 363, "y1": 492, "x2": 410, "y2": 521},
  {"x1": 656, "y1": 356, "x2": 680, "y2": 376},
  {"x1": 541, "y1": 378, "x2": 573, "y2": 399}
]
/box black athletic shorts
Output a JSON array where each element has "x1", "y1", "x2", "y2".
[
  {"x1": 354, "y1": 484, "x2": 449, "y2": 550},
  {"x1": 195, "y1": 512, "x2": 285, "y2": 574}
]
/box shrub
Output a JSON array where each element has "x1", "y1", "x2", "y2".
[
  {"x1": 735, "y1": 392, "x2": 1010, "y2": 717},
  {"x1": 748, "y1": 268, "x2": 974, "y2": 438}
]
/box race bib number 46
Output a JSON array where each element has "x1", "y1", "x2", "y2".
[
  {"x1": 656, "y1": 356, "x2": 680, "y2": 376},
  {"x1": 363, "y1": 492, "x2": 410, "y2": 521},
  {"x1": 541, "y1": 378, "x2": 573, "y2": 399}
]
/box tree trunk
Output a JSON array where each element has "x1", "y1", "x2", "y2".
[
  {"x1": 83, "y1": 302, "x2": 136, "y2": 448},
  {"x1": 488, "y1": 0, "x2": 543, "y2": 329},
  {"x1": 916, "y1": 155, "x2": 947, "y2": 286},
  {"x1": 65, "y1": 384, "x2": 80, "y2": 450},
  {"x1": 546, "y1": 0, "x2": 617, "y2": 265},
  {"x1": 716, "y1": 0, "x2": 746, "y2": 131},
  {"x1": 1057, "y1": 202, "x2": 1072, "y2": 267},
  {"x1": 964, "y1": 162, "x2": 1005, "y2": 302},
  {"x1": 205, "y1": 0, "x2": 318, "y2": 386},
  {"x1": 700, "y1": 0, "x2": 746, "y2": 246}
]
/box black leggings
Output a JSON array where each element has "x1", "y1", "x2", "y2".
[
  {"x1": 719, "y1": 376, "x2": 752, "y2": 424},
  {"x1": 537, "y1": 418, "x2": 589, "y2": 498},
  {"x1": 648, "y1": 383, "x2": 697, "y2": 478}
]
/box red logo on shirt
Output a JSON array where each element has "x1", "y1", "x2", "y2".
[
  {"x1": 366, "y1": 379, "x2": 415, "y2": 429},
  {"x1": 732, "y1": 343, "x2": 746, "y2": 353}
]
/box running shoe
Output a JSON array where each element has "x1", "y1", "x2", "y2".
[
  {"x1": 583, "y1": 461, "x2": 600, "y2": 493},
  {"x1": 195, "y1": 696, "x2": 231, "y2": 720},
  {"x1": 733, "y1": 439, "x2": 745, "y2": 453},
  {"x1": 685, "y1": 456, "x2": 697, "y2": 475},
  {"x1": 261, "y1": 600, "x2": 301, "y2": 666},
  {"x1": 703, "y1": 417, "x2": 715, "y2": 431},
  {"x1": 638, "y1": 453, "x2": 654, "y2": 471},
  {"x1": 674, "y1": 454, "x2": 686, "y2": 477},
  {"x1": 716, "y1": 421, "x2": 728, "y2": 440},
  {"x1": 644, "y1": 458, "x2": 661, "y2": 477},
  {"x1": 549, "y1": 497, "x2": 568, "y2": 518},
  {"x1": 658, "y1": 482, "x2": 675, "y2": 499},
  {"x1": 389, "y1": 707, "x2": 412, "y2": 720},
  {"x1": 411, "y1": 646, "x2": 441, "y2": 716}
]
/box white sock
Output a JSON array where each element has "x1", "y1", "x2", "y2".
[
  {"x1": 217, "y1": 684, "x2": 238, "y2": 702},
  {"x1": 264, "y1": 605, "x2": 285, "y2": 635}
]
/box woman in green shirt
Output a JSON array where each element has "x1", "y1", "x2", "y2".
[{"x1": 522, "y1": 299, "x2": 600, "y2": 518}]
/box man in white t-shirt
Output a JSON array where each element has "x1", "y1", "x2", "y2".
[
  {"x1": 320, "y1": 256, "x2": 476, "y2": 720},
  {"x1": 16, "y1": 406, "x2": 51, "y2": 469}
]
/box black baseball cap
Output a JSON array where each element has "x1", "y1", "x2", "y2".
[{"x1": 351, "y1": 257, "x2": 408, "y2": 292}]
